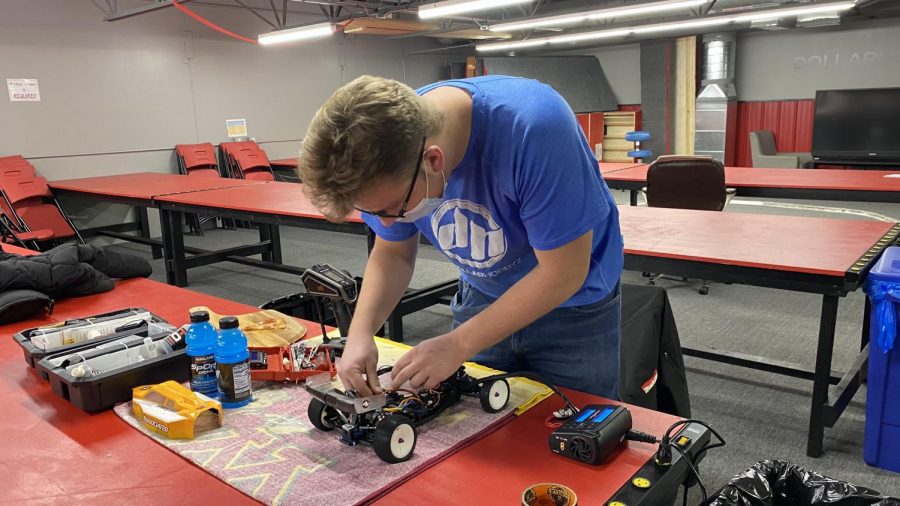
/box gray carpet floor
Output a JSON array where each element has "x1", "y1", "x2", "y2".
[{"x1": 104, "y1": 190, "x2": 900, "y2": 502}]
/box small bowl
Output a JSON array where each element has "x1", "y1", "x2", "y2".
[{"x1": 521, "y1": 483, "x2": 578, "y2": 506}]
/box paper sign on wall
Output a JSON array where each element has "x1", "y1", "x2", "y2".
[
  {"x1": 7, "y1": 79, "x2": 41, "y2": 102},
  {"x1": 225, "y1": 118, "x2": 248, "y2": 138}
]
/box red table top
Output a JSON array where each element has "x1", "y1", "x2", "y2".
[
  {"x1": 619, "y1": 205, "x2": 894, "y2": 277},
  {"x1": 1, "y1": 243, "x2": 678, "y2": 505},
  {"x1": 156, "y1": 181, "x2": 365, "y2": 224},
  {"x1": 0, "y1": 274, "x2": 264, "y2": 504},
  {"x1": 376, "y1": 390, "x2": 677, "y2": 505},
  {"x1": 49, "y1": 172, "x2": 268, "y2": 201},
  {"x1": 269, "y1": 158, "x2": 299, "y2": 168},
  {"x1": 599, "y1": 162, "x2": 643, "y2": 174},
  {"x1": 604, "y1": 164, "x2": 900, "y2": 192}
]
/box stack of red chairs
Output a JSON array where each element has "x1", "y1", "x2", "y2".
[
  {"x1": 219, "y1": 141, "x2": 275, "y2": 181},
  {"x1": 0, "y1": 155, "x2": 82, "y2": 249},
  {"x1": 175, "y1": 143, "x2": 220, "y2": 178},
  {"x1": 174, "y1": 143, "x2": 222, "y2": 235}
]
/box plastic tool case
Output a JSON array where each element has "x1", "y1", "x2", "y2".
[
  {"x1": 36, "y1": 323, "x2": 189, "y2": 413},
  {"x1": 12, "y1": 308, "x2": 166, "y2": 374}
]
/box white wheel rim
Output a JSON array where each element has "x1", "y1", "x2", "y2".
[
  {"x1": 320, "y1": 408, "x2": 331, "y2": 427},
  {"x1": 487, "y1": 381, "x2": 509, "y2": 410},
  {"x1": 390, "y1": 423, "x2": 415, "y2": 458}
]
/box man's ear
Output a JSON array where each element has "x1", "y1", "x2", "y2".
[{"x1": 424, "y1": 145, "x2": 445, "y2": 175}]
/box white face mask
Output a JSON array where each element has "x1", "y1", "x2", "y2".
[{"x1": 395, "y1": 169, "x2": 446, "y2": 223}]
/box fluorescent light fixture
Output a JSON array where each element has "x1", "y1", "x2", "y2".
[
  {"x1": 258, "y1": 22, "x2": 334, "y2": 45},
  {"x1": 631, "y1": 16, "x2": 732, "y2": 35},
  {"x1": 477, "y1": 0, "x2": 856, "y2": 52},
  {"x1": 550, "y1": 29, "x2": 632, "y2": 45},
  {"x1": 419, "y1": 0, "x2": 533, "y2": 20},
  {"x1": 490, "y1": 0, "x2": 708, "y2": 32}
]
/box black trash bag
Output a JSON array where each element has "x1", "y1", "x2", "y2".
[{"x1": 705, "y1": 459, "x2": 900, "y2": 506}]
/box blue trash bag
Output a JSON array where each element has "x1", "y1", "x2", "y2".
[{"x1": 865, "y1": 279, "x2": 900, "y2": 354}]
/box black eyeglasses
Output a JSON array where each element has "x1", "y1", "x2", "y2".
[{"x1": 354, "y1": 137, "x2": 426, "y2": 219}]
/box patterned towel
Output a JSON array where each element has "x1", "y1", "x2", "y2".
[{"x1": 114, "y1": 337, "x2": 552, "y2": 506}]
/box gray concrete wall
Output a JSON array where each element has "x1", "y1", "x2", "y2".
[
  {"x1": 736, "y1": 19, "x2": 900, "y2": 101},
  {"x1": 0, "y1": 0, "x2": 446, "y2": 180}
]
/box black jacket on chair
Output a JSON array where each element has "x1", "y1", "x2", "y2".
[{"x1": 619, "y1": 283, "x2": 691, "y2": 418}]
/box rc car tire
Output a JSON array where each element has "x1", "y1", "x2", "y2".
[
  {"x1": 480, "y1": 379, "x2": 510, "y2": 413},
  {"x1": 373, "y1": 415, "x2": 417, "y2": 463},
  {"x1": 308, "y1": 398, "x2": 337, "y2": 432}
]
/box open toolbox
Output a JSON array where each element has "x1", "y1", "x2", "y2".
[
  {"x1": 12, "y1": 308, "x2": 167, "y2": 374},
  {"x1": 249, "y1": 340, "x2": 336, "y2": 383},
  {"x1": 36, "y1": 321, "x2": 188, "y2": 412}
]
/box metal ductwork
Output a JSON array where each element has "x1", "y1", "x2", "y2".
[{"x1": 694, "y1": 32, "x2": 738, "y2": 163}]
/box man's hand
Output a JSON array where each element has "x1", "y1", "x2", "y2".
[
  {"x1": 337, "y1": 337, "x2": 383, "y2": 397},
  {"x1": 390, "y1": 333, "x2": 471, "y2": 390}
]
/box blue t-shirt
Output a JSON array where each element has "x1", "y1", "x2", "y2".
[{"x1": 362, "y1": 76, "x2": 623, "y2": 306}]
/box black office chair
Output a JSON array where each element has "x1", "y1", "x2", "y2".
[{"x1": 643, "y1": 155, "x2": 735, "y2": 294}]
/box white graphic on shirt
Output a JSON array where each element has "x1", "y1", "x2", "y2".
[{"x1": 431, "y1": 199, "x2": 507, "y2": 269}]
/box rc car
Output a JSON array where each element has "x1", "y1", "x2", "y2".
[{"x1": 304, "y1": 366, "x2": 511, "y2": 463}]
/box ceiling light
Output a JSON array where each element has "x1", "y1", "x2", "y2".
[
  {"x1": 476, "y1": 0, "x2": 856, "y2": 52},
  {"x1": 258, "y1": 22, "x2": 334, "y2": 45},
  {"x1": 631, "y1": 17, "x2": 732, "y2": 35},
  {"x1": 490, "y1": 0, "x2": 708, "y2": 32},
  {"x1": 418, "y1": 0, "x2": 534, "y2": 20}
]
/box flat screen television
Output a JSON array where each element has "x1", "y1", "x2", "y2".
[{"x1": 812, "y1": 87, "x2": 900, "y2": 164}]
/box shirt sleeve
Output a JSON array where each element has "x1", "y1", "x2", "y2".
[
  {"x1": 514, "y1": 86, "x2": 611, "y2": 251},
  {"x1": 361, "y1": 212, "x2": 420, "y2": 242}
]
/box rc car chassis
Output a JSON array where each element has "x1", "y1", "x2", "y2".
[{"x1": 304, "y1": 366, "x2": 511, "y2": 463}]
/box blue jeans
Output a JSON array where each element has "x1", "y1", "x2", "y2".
[{"x1": 450, "y1": 280, "x2": 621, "y2": 399}]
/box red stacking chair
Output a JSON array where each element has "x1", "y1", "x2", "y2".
[
  {"x1": 0, "y1": 156, "x2": 37, "y2": 182},
  {"x1": 0, "y1": 166, "x2": 37, "y2": 225},
  {"x1": 0, "y1": 155, "x2": 29, "y2": 167},
  {"x1": 0, "y1": 209, "x2": 52, "y2": 250},
  {"x1": 1, "y1": 176, "x2": 83, "y2": 246},
  {"x1": 174, "y1": 143, "x2": 222, "y2": 235},
  {"x1": 219, "y1": 141, "x2": 254, "y2": 178},
  {"x1": 220, "y1": 141, "x2": 275, "y2": 181},
  {"x1": 175, "y1": 143, "x2": 220, "y2": 178},
  {"x1": 233, "y1": 150, "x2": 274, "y2": 181}
]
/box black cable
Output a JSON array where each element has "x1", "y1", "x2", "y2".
[
  {"x1": 310, "y1": 297, "x2": 330, "y2": 344},
  {"x1": 669, "y1": 442, "x2": 707, "y2": 503},
  {"x1": 659, "y1": 419, "x2": 726, "y2": 506},
  {"x1": 625, "y1": 429, "x2": 659, "y2": 444}
]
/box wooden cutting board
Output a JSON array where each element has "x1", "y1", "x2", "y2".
[{"x1": 189, "y1": 306, "x2": 307, "y2": 348}]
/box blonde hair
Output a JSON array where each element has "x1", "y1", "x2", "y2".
[{"x1": 299, "y1": 75, "x2": 443, "y2": 220}]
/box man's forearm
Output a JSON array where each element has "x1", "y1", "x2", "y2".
[{"x1": 347, "y1": 247, "x2": 416, "y2": 338}]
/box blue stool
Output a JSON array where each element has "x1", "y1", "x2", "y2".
[{"x1": 625, "y1": 131, "x2": 652, "y2": 162}]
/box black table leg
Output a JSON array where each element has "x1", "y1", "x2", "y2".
[
  {"x1": 161, "y1": 208, "x2": 188, "y2": 287},
  {"x1": 630, "y1": 190, "x2": 638, "y2": 206},
  {"x1": 807, "y1": 294, "x2": 839, "y2": 458},
  {"x1": 258, "y1": 223, "x2": 283, "y2": 264},
  {"x1": 269, "y1": 224, "x2": 282, "y2": 264},
  {"x1": 137, "y1": 206, "x2": 163, "y2": 259},
  {"x1": 259, "y1": 224, "x2": 272, "y2": 262},
  {"x1": 387, "y1": 312, "x2": 404, "y2": 343}
]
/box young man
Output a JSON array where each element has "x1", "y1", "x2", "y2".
[{"x1": 300, "y1": 75, "x2": 623, "y2": 399}]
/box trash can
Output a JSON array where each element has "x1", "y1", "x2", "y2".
[
  {"x1": 864, "y1": 245, "x2": 900, "y2": 473},
  {"x1": 706, "y1": 459, "x2": 900, "y2": 505}
]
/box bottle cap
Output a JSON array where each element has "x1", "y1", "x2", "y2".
[
  {"x1": 220, "y1": 316, "x2": 239, "y2": 329},
  {"x1": 190, "y1": 311, "x2": 210, "y2": 323}
]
